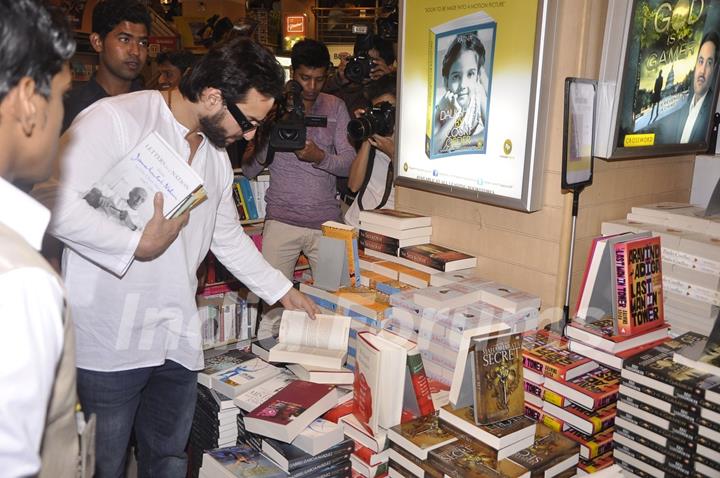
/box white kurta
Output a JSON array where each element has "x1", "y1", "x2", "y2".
[{"x1": 34, "y1": 90, "x2": 291, "y2": 372}]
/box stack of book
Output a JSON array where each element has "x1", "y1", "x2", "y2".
[
  {"x1": 602, "y1": 204, "x2": 720, "y2": 337},
  {"x1": 614, "y1": 332, "x2": 720, "y2": 478},
  {"x1": 521, "y1": 329, "x2": 621, "y2": 475},
  {"x1": 358, "y1": 210, "x2": 432, "y2": 259}
]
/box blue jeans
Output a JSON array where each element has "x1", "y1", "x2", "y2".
[{"x1": 77, "y1": 360, "x2": 197, "y2": 478}]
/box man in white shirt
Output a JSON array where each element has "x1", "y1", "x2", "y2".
[
  {"x1": 345, "y1": 74, "x2": 397, "y2": 228},
  {"x1": 34, "y1": 37, "x2": 318, "y2": 477},
  {"x1": 675, "y1": 31, "x2": 719, "y2": 144},
  {"x1": 0, "y1": 1, "x2": 84, "y2": 476}
]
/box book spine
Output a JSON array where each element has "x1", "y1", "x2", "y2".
[
  {"x1": 288, "y1": 441, "x2": 353, "y2": 472},
  {"x1": 406, "y1": 352, "x2": 435, "y2": 416},
  {"x1": 542, "y1": 413, "x2": 565, "y2": 432},
  {"x1": 543, "y1": 389, "x2": 566, "y2": 407},
  {"x1": 359, "y1": 229, "x2": 401, "y2": 247},
  {"x1": 239, "y1": 177, "x2": 259, "y2": 220},
  {"x1": 614, "y1": 243, "x2": 629, "y2": 335},
  {"x1": 233, "y1": 182, "x2": 249, "y2": 220},
  {"x1": 359, "y1": 237, "x2": 399, "y2": 256},
  {"x1": 426, "y1": 29, "x2": 435, "y2": 157},
  {"x1": 399, "y1": 248, "x2": 445, "y2": 272},
  {"x1": 231, "y1": 183, "x2": 247, "y2": 220}
]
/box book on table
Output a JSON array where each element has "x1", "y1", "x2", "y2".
[
  {"x1": 209, "y1": 353, "x2": 282, "y2": 398},
  {"x1": 565, "y1": 317, "x2": 669, "y2": 354},
  {"x1": 243, "y1": 380, "x2": 341, "y2": 443},
  {"x1": 543, "y1": 365, "x2": 620, "y2": 412},
  {"x1": 321, "y1": 221, "x2": 362, "y2": 287},
  {"x1": 289, "y1": 418, "x2": 346, "y2": 456},
  {"x1": 198, "y1": 348, "x2": 257, "y2": 388},
  {"x1": 260, "y1": 436, "x2": 353, "y2": 473},
  {"x1": 673, "y1": 312, "x2": 720, "y2": 377},
  {"x1": 506, "y1": 424, "x2": 580, "y2": 478},
  {"x1": 266, "y1": 310, "x2": 351, "y2": 369},
  {"x1": 286, "y1": 364, "x2": 354, "y2": 385},
  {"x1": 358, "y1": 209, "x2": 432, "y2": 230},
  {"x1": 232, "y1": 370, "x2": 296, "y2": 413},
  {"x1": 387, "y1": 413, "x2": 457, "y2": 461}
]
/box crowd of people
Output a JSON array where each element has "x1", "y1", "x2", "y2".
[{"x1": 0, "y1": 0, "x2": 497, "y2": 476}]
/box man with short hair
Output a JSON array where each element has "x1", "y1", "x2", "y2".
[
  {"x1": 34, "y1": 37, "x2": 318, "y2": 477},
  {"x1": 0, "y1": 0, "x2": 87, "y2": 476},
  {"x1": 62, "y1": 0, "x2": 151, "y2": 131},
  {"x1": 243, "y1": 39, "x2": 356, "y2": 281}
]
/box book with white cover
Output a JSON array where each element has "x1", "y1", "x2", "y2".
[
  {"x1": 413, "y1": 282, "x2": 483, "y2": 310},
  {"x1": 267, "y1": 310, "x2": 351, "y2": 369},
  {"x1": 232, "y1": 370, "x2": 296, "y2": 412},
  {"x1": 290, "y1": 418, "x2": 345, "y2": 456},
  {"x1": 210, "y1": 356, "x2": 282, "y2": 398},
  {"x1": 358, "y1": 209, "x2": 432, "y2": 230},
  {"x1": 359, "y1": 221, "x2": 433, "y2": 240},
  {"x1": 286, "y1": 363, "x2": 354, "y2": 385},
  {"x1": 84, "y1": 131, "x2": 206, "y2": 274},
  {"x1": 429, "y1": 269, "x2": 489, "y2": 287},
  {"x1": 474, "y1": 281, "x2": 541, "y2": 313}
]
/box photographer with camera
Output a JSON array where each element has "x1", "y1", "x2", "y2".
[
  {"x1": 344, "y1": 74, "x2": 397, "y2": 228},
  {"x1": 324, "y1": 33, "x2": 396, "y2": 114},
  {"x1": 243, "y1": 39, "x2": 355, "y2": 282}
]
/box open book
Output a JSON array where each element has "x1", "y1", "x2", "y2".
[
  {"x1": 83, "y1": 131, "x2": 206, "y2": 233},
  {"x1": 266, "y1": 310, "x2": 351, "y2": 369}
]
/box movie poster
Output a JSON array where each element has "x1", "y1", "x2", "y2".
[
  {"x1": 396, "y1": 0, "x2": 552, "y2": 211},
  {"x1": 617, "y1": 0, "x2": 720, "y2": 149}
]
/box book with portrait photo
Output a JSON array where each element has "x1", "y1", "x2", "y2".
[
  {"x1": 425, "y1": 11, "x2": 496, "y2": 159},
  {"x1": 82, "y1": 131, "x2": 206, "y2": 236}
]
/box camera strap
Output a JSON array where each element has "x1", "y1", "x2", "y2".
[{"x1": 357, "y1": 146, "x2": 393, "y2": 211}]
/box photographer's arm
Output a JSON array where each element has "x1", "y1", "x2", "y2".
[
  {"x1": 241, "y1": 141, "x2": 268, "y2": 179},
  {"x1": 348, "y1": 141, "x2": 372, "y2": 192},
  {"x1": 310, "y1": 103, "x2": 355, "y2": 176}
]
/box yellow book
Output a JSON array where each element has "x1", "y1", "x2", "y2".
[{"x1": 321, "y1": 221, "x2": 361, "y2": 287}]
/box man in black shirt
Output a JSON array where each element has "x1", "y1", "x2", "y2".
[{"x1": 62, "y1": 0, "x2": 151, "y2": 131}]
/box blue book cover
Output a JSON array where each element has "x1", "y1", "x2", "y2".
[
  {"x1": 204, "y1": 444, "x2": 285, "y2": 477},
  {"x1": 426, "y1": 11, "x2": 496, "y2": 159},
  {"x1": 238, "y1": 176, "x2": 259, "y2": 220}
]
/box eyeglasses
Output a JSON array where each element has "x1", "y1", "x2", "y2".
[{"x1": 225, "y1": 100, "x2": 261, "y2": 133}]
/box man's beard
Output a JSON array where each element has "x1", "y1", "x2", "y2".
[{"x1": 199, "y1": 110, "x2": 232, "y2": 148}]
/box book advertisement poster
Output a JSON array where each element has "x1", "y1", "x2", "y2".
[
  {"x1": 396, "y1": 0, "x2": 555, "y2": 211},
  {"x1": 616, "y1": 0, "x2": 720, "y2": 152}
]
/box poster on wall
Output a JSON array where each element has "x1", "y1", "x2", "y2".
[
  {"x1": 395, "y1": 0, "x2": 557, "y2": 212},
  {"x1": 595, "y1": 0, "x2": 720, "y2": 159}
]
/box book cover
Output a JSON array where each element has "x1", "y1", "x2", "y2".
[
  {"x1": 387, "y1": 413, "x2": 456, "y2": 460},
  {"x1": 203, "y1": 444, "x2": 285, "y2": 477},
  {"x1": 198, "y1": 349, "x2": 257, "y2": 388},
  {"x1": 673, "y1": 312, "x2": 720, "y2": 376},
  {"x1": 522, "y1": 338, "x2": 596, "y2": 381},
  {"x1": 237, "y1": 176, "x2": 258, "y2": 220},
  {"x1": 359, "y1": 237, "x2": 399, "y2": 256},
  {"x1": 322, "y1": 221, "x2": 362, "y2": 287},
  {"x1": 428, "y1": 439, "x2": 527, "y2": 478},
  {"x1": 405, "y1": 350, "x2": 436, "y2": 417},
  {"x1": 561, "y1": 426, "x2": 614, "y2": 460},
  {"x1": 231, "y1": 182, "x2": 247, "y2": 220},
  {"x1": 211, "y1": 356, "x2": 281, "y2": 398},
  {"x1": 576, "y1": 450, "x2": 614, "y2": 474},
  {"x1": 246, "y1": 381, "x2": 335, "y2": 426},
  {"x1": 472, "y1": 333, "x2": 524, "y2": 424},
  {"x1": 545, "y1": 401, "x2": 616, "y2": 436},
  {"x1": 399, "y1": 243, "x2": 477, "y2": 272},
  {"x1": 425, "y1": 11, "x2": 496, "y2": 159},
  {"x1": 261, "y1": 436, "x2": 353, "y2": 473},
  {"x1": 507, "y1": 425, "x2": 579, "y2": 475},
  {"x1": 233, "y1": 370, "x2": 296, "y2": 412}
]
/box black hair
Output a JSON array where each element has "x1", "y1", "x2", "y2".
[
  {"x1": 92, "y1": 0, "x2": 151, "y2": 39},
  {"x1": 290, "y1": 39, "x2": 331, "y2": 70},
  {"x1": 354, "y1": 34, "x2": 395, "y2": 65},
  {"x1": 441, "y1": 33, "x2": 485, "y2": 80},
  {"x1": 179, "y1": 37, "x2": 284, "y2": 104},
  {"x1": 157, "y1": 49, "x2": 198, "y2": 75},
  {"x1": 700, "y1": 31, "x2": 720, "y2": 63},
  {"x1": 364, "y1": 73, "x2": 397, "y2": 102},
  {"x1": 0, "y1": 0, "x2": 75, "y2": 102}
]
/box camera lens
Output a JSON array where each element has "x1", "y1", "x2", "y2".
[{"x1": 347, "y1": 117, "x2": 373, "y2": 142}]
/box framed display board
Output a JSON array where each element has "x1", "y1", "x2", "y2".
[
  {"x1": 394, "y1": 0, "x2": 557, "y2": 212},
  {"x1": 595, "y1": 0, "x2": 720, "y2": 159},
  {"x1": 562, "y1": 78, "x2": 597, "y2": 190}
]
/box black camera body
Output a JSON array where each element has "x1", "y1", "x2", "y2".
[
  {"x1": 345, "y1": 53, "x2": 375, "y2": 84},
  {"x1": 347, "y1": 101, "x2": 395, "y2": 142},
  {"x1": 270, "y1": 80, "x2": 327, "y2": 151}
]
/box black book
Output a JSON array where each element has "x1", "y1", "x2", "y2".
[
  {"x1": 619, "y1": 393, "x2": 699, "y2": 431},
  {"x1": 616, "y1": 409, "x2": 696, "y2": 444},
  {"x1": 620, "y1": 378, "x2": 701, "y2": 416},
  {"x1": 288, "y1": 455, "x2": 351, "y2": 478},
  {"x1": 262, "y1": 437, "x2": 353, "y2": 473},
  {"x1": 613, "y1": 442, "x2": 689, "y2": 478},
  {"x1": 614, "y1": 457, "x2": 661, "y2": 478},
  {"x1": 614, "y1": 422, "x2": 694, "y2": 462},
  {"x1": 698, "y1": 432, "x2": 720, "y2": 454}
]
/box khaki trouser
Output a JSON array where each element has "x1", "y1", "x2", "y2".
[{"x1": 261, "y1": 219, "x2": 322, "y2": 280}]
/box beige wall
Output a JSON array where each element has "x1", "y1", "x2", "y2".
[{"x1": 395, "y1": 0, "x2": 694, "y2": 324}]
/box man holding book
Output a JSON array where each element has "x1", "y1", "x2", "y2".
[
  {"x1": 33, "y1": 37, "x2": 318, "y2": 477},
  {"x1": 0, "y1": 1, "x2": 89, "y2": 476}
]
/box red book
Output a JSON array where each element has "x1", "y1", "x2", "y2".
[
  {"x1": 406, "y1": 351, "x2": 435, "y2": 417},
  {"x1": 523, "y1": 337, "x2": 598, "y2": 381},
  {"x1": 244, "y1": 381, "x2": 339, "y2": 442},
  {"x1": 542, "y1": 401, "x2": 616, "y2": 436},
  {"x1": 565, "y1": 318, "x2": 668, "y2": 354},
  {"x1": 562, "y1": 426, "x2": 614, "y2": 460},
  {"x1": 323, "y1": 399, "x2": 354, "y2": 423},
  {"x1": 398, "y1": 243, "x2": 476, "y2": 272},
  {"x1": 613, "y1": 236, "x2": 664, "y2": 336},
  {"x1": 544, "y1": 366, "x2": 620, "y2": 412}
]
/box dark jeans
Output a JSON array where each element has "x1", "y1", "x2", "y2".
[{"x1": 77, "y1": 360, "x2": 197, "y2": 478}]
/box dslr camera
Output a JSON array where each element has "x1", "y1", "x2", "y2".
[
  {"x1": 270, "y1": 80, "x2": 326, "y2": 151},
  {"x1": 345, "y1": 52, "x2": 375, "y2": 84},
  {"x1": 376, "y1": 0, "x2": 399, "y2": 41},
  {"x1": 347, "y1": 101, "x2": 395, "y2": 142}
]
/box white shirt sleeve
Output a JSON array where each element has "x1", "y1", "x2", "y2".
[
  {"x1": 210, "y1": 173, "x2": 292, "y2": 305},
  {"x1": 0, "y1": 268, "x2": 64, "y2": 477},
  {"x1": 32, "y1": 103, "x2": 142, "y2": 276}
]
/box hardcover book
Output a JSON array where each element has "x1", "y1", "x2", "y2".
[
  {"x1": 399, "y1": 243, "x2": 477, "y2": 273},
  {"x1": 543, "y1": 365, "x2": 620, "y2": 412},
  {"x1": 541, "y1": 401, "x2": 616, "y2": 436},
  {"x1": 198, "y1": 348, "x2": 257, "y2": 388},
  {"x1": 576, "y1": 450, "x2": 614, "y2": 475},
  {"x1": 438, "y1": 405, "x2": 536, "y2": 451},
  {"x1": 425, "y1": 11, "x2": 496, "y2": 159},
  {"x1": 244, "y1": 381, "x2": 339, "y2": 443},
  {"x1": 522, "y1": 337, "x2": 597, "y2": 382},
  {"x1": 613, "y1": 236, "x2": 664, "y2": 336},
  {"x1": 232, "y1": 370, "x2": 296, "y2": 412},
  {"x1": 210, "y1": 355, "x2": 282, "y2": 399},
  {"x1": 565, "y1": 317, "x2": 669, "y2": 354},
  {"x1": 561, "y1": 426, "x2": 614, "y2": 460},
  {"x1": 472, "y1": 333, "x2": 524, "y2": 424}
]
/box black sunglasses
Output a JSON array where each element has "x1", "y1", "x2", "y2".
[{"x1": 225, "y1": 100, "x2": 261, "y2": 133}]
